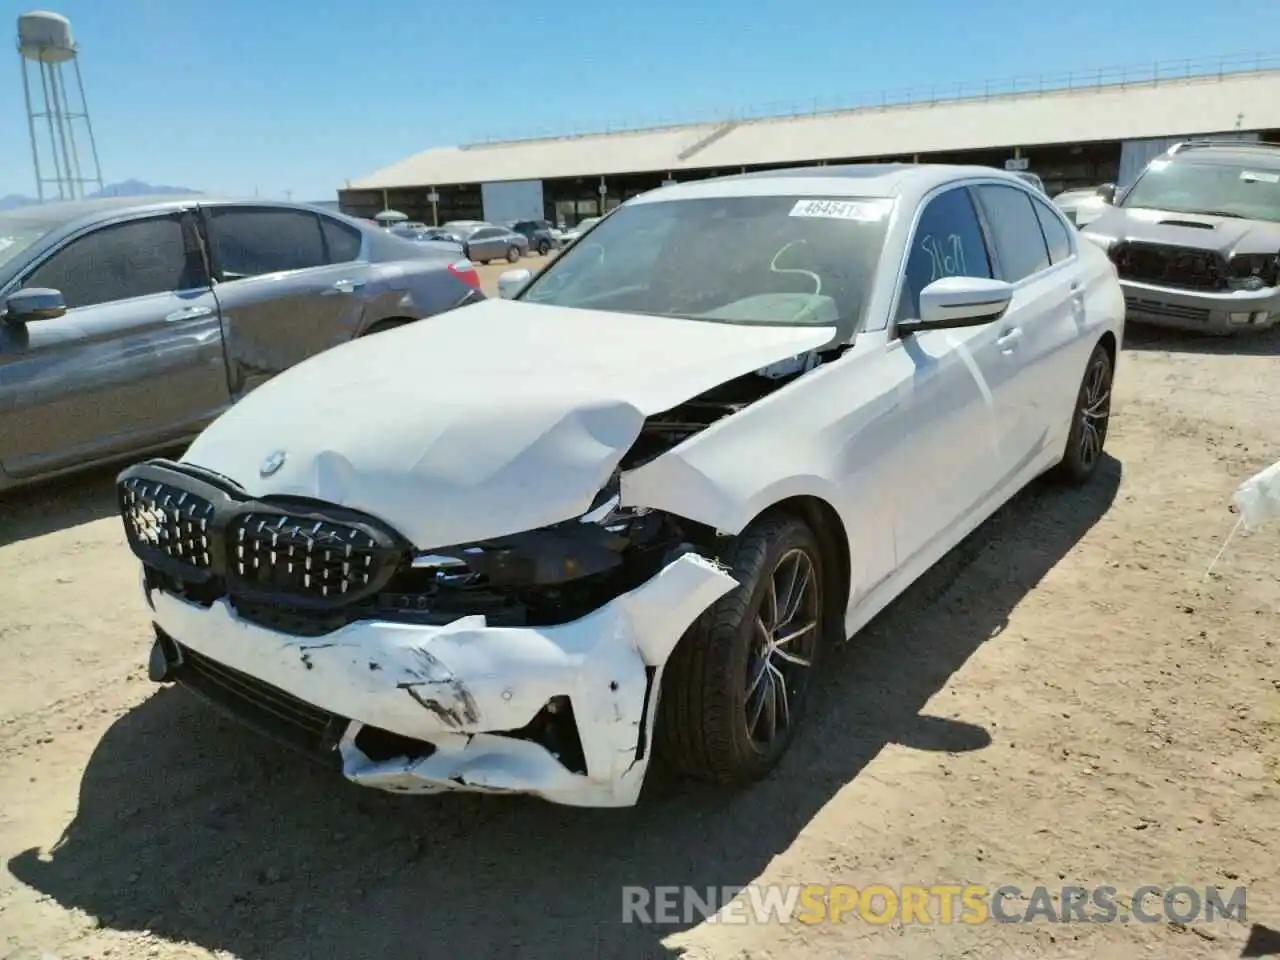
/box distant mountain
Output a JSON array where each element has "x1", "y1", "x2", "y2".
[
  {"x1": 90, "y1": 179, "x2": 200, "y2": 198},
  {"x1": 0, "y1": 180, "x2": 200, "y2": 212}
]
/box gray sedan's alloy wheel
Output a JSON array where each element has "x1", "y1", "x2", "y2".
[{"x1": 507, "y1": 245, "x2": 522, "y2": 263}]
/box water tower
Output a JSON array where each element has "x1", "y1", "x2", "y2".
[{"x1": 16, "y1": 10, "x2": 104, "y2": 201}]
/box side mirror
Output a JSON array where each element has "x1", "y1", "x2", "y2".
[
  {"x1": 1096, "y1": 183, "x2": 1118, "y2": 204},
  {"x1": 901, "y1": 277, "x2": 1014, "y2": 333},
  {"x1": 4, "y1": 287, "x2": 67, "y2": 324},
  {"x1": 497, "y1": 268, "x2": 532, "y2": 299}
]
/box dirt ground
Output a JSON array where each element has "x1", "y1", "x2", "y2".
[{"x1": 0, "y1": 262, "x2": 1277, "y2": 959}]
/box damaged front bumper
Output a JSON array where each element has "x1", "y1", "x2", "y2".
[
  {"x1": 146, "y1": 552, "x2": 736, "y2": 807},
  {"x1": 1120, "y1": 279, "x2": 1280, "y2": 333}
]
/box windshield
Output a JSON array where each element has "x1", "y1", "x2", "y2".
[
  {"x1": 519, "y1": 194, "x2": 892, "y2": 328},
  {"x1": 1122, "y1": 158, "x2": 1280, "y2": 221},
  {"x1": 0, "y1": 213, "x2": 62, "y2": 270}
]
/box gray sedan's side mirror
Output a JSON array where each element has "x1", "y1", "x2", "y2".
[
  {"x1": 1096, "y1": 183, "x2": 1118, "y2": 204},
  {"x1": 4, "y1": 287, "x2": 67, "y2": 324}
]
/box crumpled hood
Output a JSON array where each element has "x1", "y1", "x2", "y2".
[
  {"x1": 182, "y1": 298, "x2": 833, "y2": 549},
  {"x1": 1085, "y1": 206, "x2": 1280, "y2": 257}
]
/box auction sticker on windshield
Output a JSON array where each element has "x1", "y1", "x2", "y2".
[
  {"x1": 790, "y1": 199, "x2": 892, "y2": 221},
  {"x1": 1240, "y1": 170, "x2": 1280, "y2": 184}
]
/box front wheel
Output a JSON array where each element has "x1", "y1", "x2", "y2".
[
  {"x1": 507, "y1": 245, "x2": 522, "y2": 263},
  {"x1": 1054, "y1": 342, "x2": 1113, "y2": 485},
  {"x1": 655, "y1": 514, "x2": 825, "y2": 784},
  {"x1": 537, "y1": 239, "x2": 551, "y2": 256}
]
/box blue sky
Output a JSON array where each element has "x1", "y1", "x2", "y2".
[{"x1": 0, "y1": 0, "x2": 1270, "y2": 200}]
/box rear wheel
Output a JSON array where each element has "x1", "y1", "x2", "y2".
[
  {"x1": 1054, "y1": 343, "x2": 1113, "y2": 485},
  {"x1": 537, "y1": 239, "x2": 551, "y2": 256},
  {"x1": 655, "y1": 514, "x2": 825, "y2": 783}
]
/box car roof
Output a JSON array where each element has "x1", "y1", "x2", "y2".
[
  {"x1": 1168, "y1": 141, "x2": 1280, "y2": 171},
  {"x1": 0, "y1": 194, "x2": 360, "y2": 229},
  {"x1": 0, "y1": 194, "x2": 207, "y2": 227},
  {"x1": 631, "y1": 163, "x2": 1036, "y2": 207}
]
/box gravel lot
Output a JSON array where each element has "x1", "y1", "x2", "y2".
[{"x1": 0, "y1": 261, "x2": 1276, "y2": 959}]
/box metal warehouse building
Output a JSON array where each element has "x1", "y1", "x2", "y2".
[{"x1": 338, "y1": 54, "x2": 1280, "y2": 227}]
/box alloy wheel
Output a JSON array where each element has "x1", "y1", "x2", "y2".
[
  {"x1": 1078, "y1": 355, "x2": 1112, "y2": 470},
  {"x1": 744, "y1": 547, "x2": 820, "y2": 750}
]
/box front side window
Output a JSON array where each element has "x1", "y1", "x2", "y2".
[
  {"x1": 897, "y1": 188, "x2": 992, "y2": 322},
  {"x1": 25, "y1": 215, "x2": 203, "y2": 310},
  {"x1": 520, "y1": 195, "x2": 892, "y2": 329},
  {"x1": 207, "y1": 207, "x2": 326, "y2": 279},
  {"x1": 975, "y1": 185, "x2": 1052, "y2": 283},
  {"x1": 1122, "y1": 157, "x2": 1280, "y2": 221}
]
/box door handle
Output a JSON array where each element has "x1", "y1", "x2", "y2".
[
  {"x1": 164, "y1": 306, "x2": 214, "y2": 322},
  {"x1": 324, "y1": 279, "x2": 364, "y2": 295},
  {"x1": 996, "y1": 327, "x2": 1022, "y2": 352}
]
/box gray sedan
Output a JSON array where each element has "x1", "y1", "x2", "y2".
[
  {"x1": 450, "y1": 224, "x2": 530, "y2": 264},
  {"x1": 0, "y1": 196, "x2": 485, "y2": 491}
]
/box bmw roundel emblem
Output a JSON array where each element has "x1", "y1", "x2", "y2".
[{"x1": 259, "y1": 449, "x2": 287, "y2": 477}]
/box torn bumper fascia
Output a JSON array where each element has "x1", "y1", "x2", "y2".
[{"x1": 149, "y1": 552, "x2": 737, "y2": 807}]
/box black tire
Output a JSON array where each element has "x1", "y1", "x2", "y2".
[
  {"x1": 655, "y1": 513, "x2": 825, "y2": 784},
  {"x1": 506, "y1": 245, "x2": 522, "y2": 263},
  {"x1": 537, "y1": 239, "x2": 550, "y2": 256},
  {"x1": 1054, "y1": 342, "x2": 1113, "y2": 485}
]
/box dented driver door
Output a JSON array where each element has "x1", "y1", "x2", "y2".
[{"x1": 201, "y1": 204, "x2": 368, "y2": 396}]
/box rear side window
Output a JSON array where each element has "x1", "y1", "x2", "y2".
[
  {"x1": 207, "y1": 207, "x2": 326, "y2": 279},
  {"x1": 320, "y1": 216, "x2": 363, "y2": 263},
  {"x1": 1031, "y1": 197, "x2": 1072, "y2": 265},
  {"x1": 974, "y1": 185, "x2": 1051, "y2": 282},
  {"x1": 897, "y1": 187, "x2": 993, "y2": 322},
  {"x1": 25, "y1": 215, "x2": 202, "y2": 310}
]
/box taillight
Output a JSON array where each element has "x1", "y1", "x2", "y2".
[{"x1": 448, "y1": 260, "x2": 481, "y2": 290}]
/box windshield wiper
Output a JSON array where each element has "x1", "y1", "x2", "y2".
[{"x1": 1185, "y1": 209, "x2": 1246, "y2": 219}]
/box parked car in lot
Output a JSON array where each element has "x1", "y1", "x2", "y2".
[
  {"x1": 389, "y1": 225, "x2": 465, "y2": 254},
  {"x1": 1081, "y1": 140, "x2": 1280, "y2": 333},
  {"x1": 1052, "y1": 184, "x2": 1114, "y2": 227},
  {"x1": 444, "y1": 222, "x2": 530, "y2": 263},
  {"x1": 1011, "y1": 170, "x2": 1047, "y2": 194},
  {"x1": 508, "y1": 219, "x2": 561, "y2": 255},
  {"x1": 0, "y1": 196, "x2": 483, "y2": 491},
  {"x1": 119, "y1": 164, "x2": 1122, "y2": 807},
  {"x1": 560, "y1": 216, "x2": 600, "y2": 245}
]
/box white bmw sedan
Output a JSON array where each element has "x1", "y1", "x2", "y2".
[{"x1": 117, "y1": 164, "x2": 1124, "y2": 808}]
